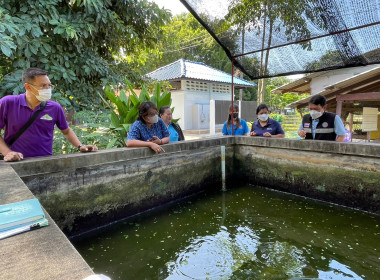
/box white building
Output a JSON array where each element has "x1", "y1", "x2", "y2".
[
  {"x1": 272, "y1": 65, "x2": 379, "y2": 96},
  {"x1": 146, "y1": 59, "x2": 256, "y2": 130}
]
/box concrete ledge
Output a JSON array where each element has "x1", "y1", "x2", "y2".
[
  {"x1": 0, "y1": 164, "x2": 94, "y2": 280},
  {"x1": 10, "y1": 136, "x2": 235, "y2": 177},
  {"x1": 235, "y1": 136, "x2": 380, "y2": 158}
]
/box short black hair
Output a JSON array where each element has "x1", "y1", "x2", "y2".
[
  {"x1": 138, "y1": 101, "x2": 157, "y2": 123},
  {"x1": 256, "y1": 103, "x2": 269, "y2": 115},
  {"x1": 159, "y1": 106, "x2": 170, "y2": 117},
  {"x1": 22, "y1": 68, "x2": 49, "y2": 83},
  {"x1": 309, "y1": 94, "x2": 326, "y2": 107}
]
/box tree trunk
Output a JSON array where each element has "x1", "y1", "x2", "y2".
[
  {"x1": 257, "y1": 5, "x2": 267, "y2": 105},
  {"x1": 239, "y1": 25, "x2": 245, "y2": 101},
  {"x1": 257, "y1": 12, "x2": 273, "y2": 105}
]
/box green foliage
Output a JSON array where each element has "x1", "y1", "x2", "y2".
[
  {"x1": 0, "y1": 0, "x2": 170, "y2": 110},
  {"x1": 52, "y1": 109, "x2": 113, "y2": 155},
  {"x1": 269, "y1": 113, "x2": 283, "y2": 123},
  {"x1": 264, "y1": 77, "x2": 308, "y2": 112},
  {"x1": 142, "y1": 13, "x2": 239, "y2": 74},
  {"x1": 306, "y1": 50, "x2": 342, "y2": 70},
  {"x1": 226, "y1": 0, "x2": 324, "y2": 51},
  {"x1": 102, "y1": 80, "x2": 172, "y2": 148},
  {"x1": 225, "y1": 0, "x2": 325, "y2": 103}
]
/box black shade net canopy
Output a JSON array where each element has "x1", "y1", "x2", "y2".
[{"x1": 179, "y1": 0, "x2": 380, "y2": 80}]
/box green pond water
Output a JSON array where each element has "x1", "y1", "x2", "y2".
[{"x1": 73, "y1": 185, "x2": 380, "y2": 280}]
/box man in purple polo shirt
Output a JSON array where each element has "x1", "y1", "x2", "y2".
[{"x1": 0, "y1": 68, "x2": 98, "y2": 162}]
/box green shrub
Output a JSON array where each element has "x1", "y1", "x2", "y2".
[
  {"x1": 100, "y1": 79, "x2": 172, "y2": 148},
  {"x1": 53, "y1": 109, "x2": 114, "y2": 155},
  {"x1": 270, "y1": 113, "x2": 283, "y2": 123}
]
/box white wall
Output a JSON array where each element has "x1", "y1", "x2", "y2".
[
  {"x1": 183, "y1": 92, "x2": 230, "y2": 130},
  {"x1": 170, "y1": 80, "x2": 233, "y2": 130},
  {"x1": 311, "y1": 65, "x2": 378, "y2": 94},
  {"x1": 171, "y1": 91, "x2": 185, "y2": 129}
]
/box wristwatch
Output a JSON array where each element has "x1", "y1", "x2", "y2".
[{"x1": 78, "y1": 144, "x2": 84, "y2": 150}]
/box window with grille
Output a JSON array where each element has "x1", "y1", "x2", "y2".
[
  {"x1": 211, "y1": 83, "x2": 230, "y2": 94},
  {"x1": 184, "y1": 80, "x2": 209, "y2": 92}
]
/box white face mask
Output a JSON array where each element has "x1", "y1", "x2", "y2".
[
  {"x1": 30, "y1": 85, "x2": 52, "y2": 102},
  {"x1": 148, "y1": 115, "x2": 159, "y2": 124},
  {"x1": 310, "y1": 110, "x2": 323, "y2": 119},
  {"x1": 258, "y1": 114, "x2": 269, "y2": 121}
]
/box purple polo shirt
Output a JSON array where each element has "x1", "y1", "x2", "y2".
[
  {"x1": 0, "y1": 93, "x2": 68, "y2": 158},
  {"x1": 250, "y1": 118, "x2": 285, "y2": 136}
]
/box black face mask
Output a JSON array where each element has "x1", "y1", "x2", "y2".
[{"x1": 232, "y1": 113, "x2": 239, "y2": 119}]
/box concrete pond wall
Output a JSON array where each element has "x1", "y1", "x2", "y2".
[
  {"x1": 234, "y1": 137, "x2": 380, "y2": 213},
  {"x1": 8, "y1": 137, "x2": 380, "y2": 237}
]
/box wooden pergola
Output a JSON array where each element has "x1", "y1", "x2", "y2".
[
  {"x1": 288, "y1": 67, "x2": 380, "y2": 139},
  {"x1": 289, "y1": 67, "x2": 380, "y2": 116}
]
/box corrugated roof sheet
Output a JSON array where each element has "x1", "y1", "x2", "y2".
[
  {"x1": 271, "y1": 72, "x2": 326, "y2": 94},
  {"x1": 146, "y1": 59, "x2": 256, "y2": 87},
  {"x1": 289, "y1": 66, "x2": 380, "y2": 108}
]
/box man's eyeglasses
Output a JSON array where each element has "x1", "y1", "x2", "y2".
[{"x1": 29, "y1": 83, "x2": 55, "y2": 90}]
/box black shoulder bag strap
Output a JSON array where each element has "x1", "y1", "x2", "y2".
[{"x1": 7, "y1": 101, "x2": 47, "y2": 147}]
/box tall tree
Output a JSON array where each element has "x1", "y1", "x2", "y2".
[
  {"x1": 143, "y1": 13, "x2": 239, "y2": 74},
  {"x1": 226, "y1": 0, "x2": 323, "y2": 104},
  {"x1": 265, "y1": 77, "x2": 309, "y2": 112},
  {"x1": 0, "y1": 0, "x2": 170, "y2": 109}
]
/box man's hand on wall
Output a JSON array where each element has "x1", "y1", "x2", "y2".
[{"x1": 3, "y1": 151, "x2": 24, "y2": 162}]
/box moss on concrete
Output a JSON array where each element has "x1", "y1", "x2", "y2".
[
  {"x1": 36, "y1": 149, "x2": 232, "y2": 234},
  {"x1": 235, "y1": 147, "x2": 380, "y2": 214}
]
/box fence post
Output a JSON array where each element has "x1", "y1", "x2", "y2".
[
  {"x1": 238, "y1": 100, "x2": 242, "y2": 119},
  {"x1": 210, "y1": 99, "x2": 216, "y2": 135}
]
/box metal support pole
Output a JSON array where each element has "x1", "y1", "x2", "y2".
[{"x1": 210, "y1": 99, "x2": 216, "y2": 135}]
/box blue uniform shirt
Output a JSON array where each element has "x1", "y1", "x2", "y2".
[
  {"x1": 251, "y1": 118, "x2": 285, "y2": 136},
  {"x1": 127, "y1": 118, "x2": 169, "y2": 141},
  {"x1": 168, "y1": 123, "x2": 179, "y2": 142},
  {"x1": 223, "y1": 119, "x2": 249, "y2": 135},
  {"x1": 298, "y1": 115, "x2": 346, "y2": 139}
]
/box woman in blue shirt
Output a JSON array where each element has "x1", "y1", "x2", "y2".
[
  {"x1": 126, "y1": 101, "x2": 170, "y2": 154},
  {"x1": 158, "y1": 106, "x2": 185, "y2": 142},
  {"x1": 250, "y1": 104, "x2": 285, "y2": 138},
  {"x1": 222, "y1": 104, "x2": 249, "y2": 136}
]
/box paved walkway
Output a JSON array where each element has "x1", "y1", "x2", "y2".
[{"x1": 0, "y1": 163, "x2": 95, "y2": 280}]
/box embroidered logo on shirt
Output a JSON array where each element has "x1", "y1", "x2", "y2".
[
  {"x1": 40, "y1": 114, "x2": 53, "y2": 120},
  {"x1": 322, "y1": 122, "x2": 328, "y2": 128},
  {"x1": 304, "y1": 123, "x2": 310, "y2": 128}
]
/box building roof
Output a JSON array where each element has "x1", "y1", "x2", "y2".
[
  {"x1": 146, "y1": 59, "x2": 256, "y2": 88},
  {"x1": 273, "y1": 49, "x2": 380, "y2": 95},
  {"x1": 289, "y1": 67, "x2": 380, "y2": 108},
  {"x1": 271, "y1": 72, "x2": 327, "y2": 94}
]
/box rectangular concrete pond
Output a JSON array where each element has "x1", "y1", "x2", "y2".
[{"x1": 1, "y1": 136, "x2": 380, "y2": 279}]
